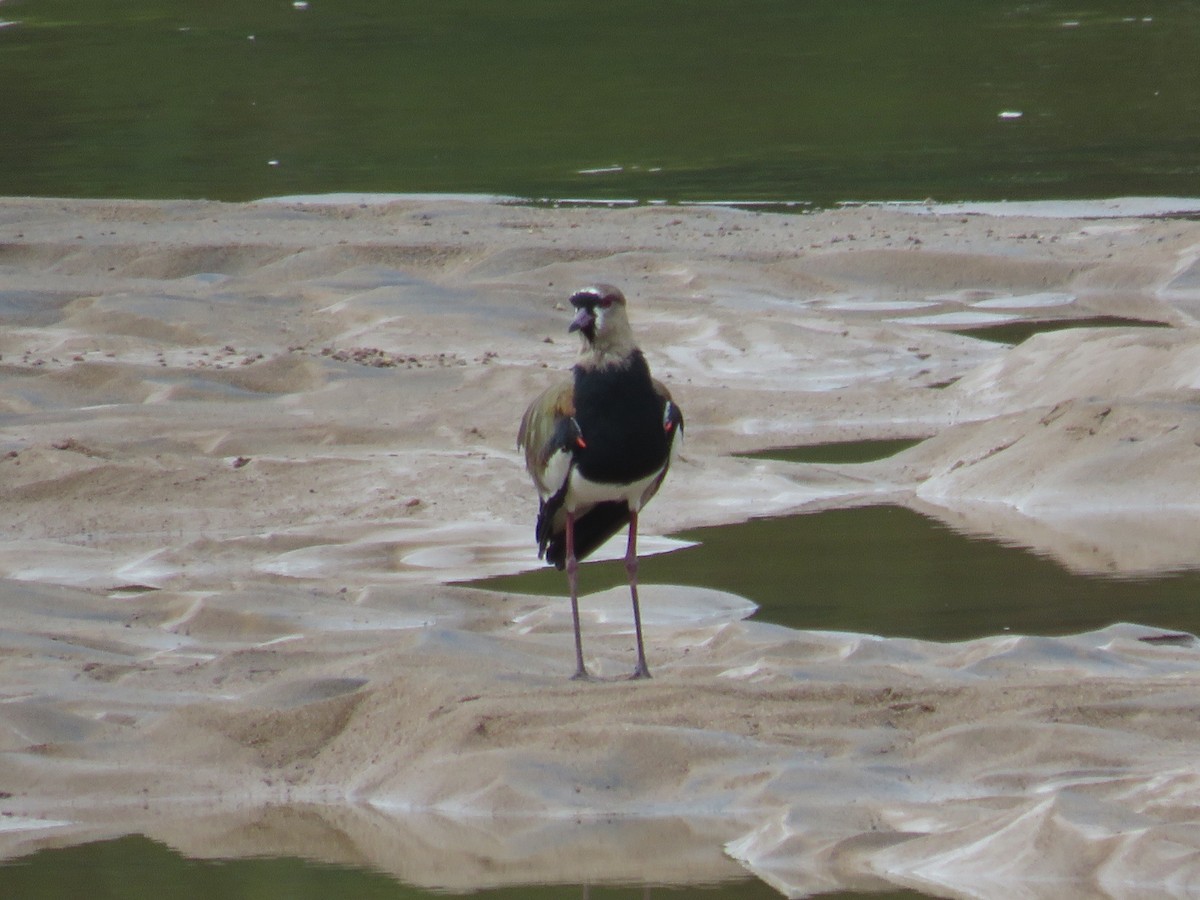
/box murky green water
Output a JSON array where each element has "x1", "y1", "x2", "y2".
[
  {"x1": 2, "y1": 0, "x2": 1199, "y2": 204},
  {"x1": 0, "y1": 835, "x2": 927, "y2": 900},
  {"x1": 740, "y1": 438, "x2": 927, "y2": 465},
  {"x1": 951, "y1": 316, "x2": 1172, "y2": 345},
  {"x1": 477, "y1": 504, "x2": 1200, "y2": 642}
]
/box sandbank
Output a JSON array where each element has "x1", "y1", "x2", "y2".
[{"x1": 2, "y1": 194, "x2": 1200, "y2": 897}]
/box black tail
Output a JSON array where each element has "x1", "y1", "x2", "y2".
[{"x1": 544, "y1": 501, "x2": 631, "y2": 570}]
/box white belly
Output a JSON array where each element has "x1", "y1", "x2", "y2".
[{"x1": 565, "y1": 465, "x2": 663, "y2": 513}]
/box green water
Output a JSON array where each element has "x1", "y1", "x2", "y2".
[
  {"x1": 0, "y1": 835, "x2": 927, "y2": 900},
  {"x1": 951, "y1": 315, "x2": 1172, "y2": 345},
  {"x1": 2, "y1": 0, "x2": 1199, "y2": 203},
  {"x1": 740, "y1": 438, "x2": 927, "y2": 465},
  {"x1": 477, "y1": 505, "x2": 1200, "y2": 641}
]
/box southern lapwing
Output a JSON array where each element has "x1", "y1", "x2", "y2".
[{"x1": 518, "y1": 284, "x2": 683, "y2": 680}]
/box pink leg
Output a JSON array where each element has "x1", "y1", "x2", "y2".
[
  {"x1": 566, "y1": 511, "x2": 589, "y2": 680},
  {"x1": 626, "y1": 509, "x2": 651, "y2": 679}
]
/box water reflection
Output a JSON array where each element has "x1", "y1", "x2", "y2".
[
  {"x1": 0, "y1": 835, "x2": 928, "y2": 900},
  {"x1": 475, "y1": 505, "x2": 1200, "y2": 642}
]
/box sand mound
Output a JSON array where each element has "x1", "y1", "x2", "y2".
[{"x1": 2, "y1": 195, "x2": 1200, "y2": 896}]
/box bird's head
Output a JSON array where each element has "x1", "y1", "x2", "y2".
[{"x1": 567, "y1": 284, "x2": 635, "y2": 359}]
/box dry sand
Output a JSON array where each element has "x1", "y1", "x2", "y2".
[{"x1": 2, "y1": 194, "x2": 1200, "y2": 897}]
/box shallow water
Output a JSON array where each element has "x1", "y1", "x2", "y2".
[
  {"x1": 950, "y1": 315, "x2": 1172, "y2": 345},
  {"x1": 2, "y1": 0, "x2": 1198, "y2": 204},
  {"x1": 0, "y1": 835, "x2": 928, "y2": 900},
  {"x1": 476, "y1": 504, "x2": 1200, "y2": 641},
  {"x1": 740, "y1": 438, "x2": 927, "y2": 465}
]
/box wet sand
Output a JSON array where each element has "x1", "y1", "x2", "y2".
[{"x1": 2, "y1": 194, "x2": 1200, "y2": 897}]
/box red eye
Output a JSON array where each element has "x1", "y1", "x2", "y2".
[{"x1": 597, "y1": 297, "x2": 613, "y2": 309}]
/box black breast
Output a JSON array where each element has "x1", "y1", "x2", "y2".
[{"x1": 571, "y1": 351, "x2": 670, "y2": 486}]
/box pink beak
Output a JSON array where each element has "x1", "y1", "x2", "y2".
[{"x1": 569, "y1": 307, "x2": 595, "y2": 334}]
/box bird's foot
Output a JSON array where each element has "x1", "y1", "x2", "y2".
[
  {"x1": 570, "y1": 668, "x2": 594, "y2": 682},
  {"x1": 629, "y1": 664, "x2": 652, "y2": 681}
]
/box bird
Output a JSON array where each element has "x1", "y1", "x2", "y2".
[{"x1": 518, "y1": 284, "x2": 683, "y2": 680}]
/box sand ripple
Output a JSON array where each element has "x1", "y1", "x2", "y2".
[{"x1": 3, "y1": 195, "x2": 1200, "y2": 896}]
